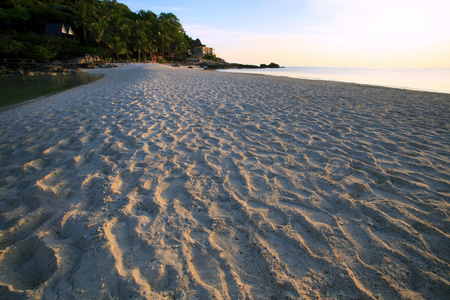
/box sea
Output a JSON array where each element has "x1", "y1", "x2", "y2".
[{"x1": 219, "y1": 67, "x2": 450, "y2": 94}]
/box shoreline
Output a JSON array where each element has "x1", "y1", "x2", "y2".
[
  {"x1": 218, "y1": 66, "x2": 450, "y2": 94},
  {"x1": 1, "y1": 64, "x2": 449, "y2": 299},
  {"x1": 2, "y1": 63, "x2": 447, "y2": 112}
]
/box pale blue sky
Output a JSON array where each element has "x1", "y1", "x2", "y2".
[{"x1": 120, "y1": 0, "x2": 450, "y2": 67}]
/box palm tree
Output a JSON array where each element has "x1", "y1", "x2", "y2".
[
  {"x1": 132, "y1": 20, "x2": 155, "y2": 63},
  {"x1": 133, "y1": 21, "x2": 146, "y2": 63},
  {"x1": 170, "y1": 31, "x2": 189, "y2": 62},
  {"x1": 156, "y1": 19, "x2": 173, "y2": 58},
  {"x1": 107, "y1": 35, "x2": 128, "y2": 61},
  {"x1": 89, "y1": 17, "x2": 108, "y2": 48},
  {"x1": 158, "y1": 13, "x2": 182, "y2": 31},
  {"x1": 72, "y1": 0, "x2": 94, "y2": 45},
  {"x1": 120, "y1": 22, "x2": 131, "y2": 44}
]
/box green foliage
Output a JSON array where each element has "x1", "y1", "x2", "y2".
[
  {"x1": 204, "y1": 54, "x2": 219, "y2": 62},
  {"x1": 0, "y1": 6, "x2": 30, "y2": 32},
  {"x1": 12, "y1": 33, "x2": 42, "y2": 43},
  {"x1": 107, "y1": 35, "x2": 128, "y2": 61},
  {"x1": 3, "y1": 33, "x2": 59, "y2": 59},
  {"x1": 29, "y1": 44, "x2": 57, "y2": 60},
  {"x1": 0, "y1": 0, "x2": 195, "y2": 62},
  {"x1": 0, "y1": 39, "x2": 25, "y2": 57},
  {"x1": 75, "y1": 46, "x2": 107, "y2": 57},
  {"x1": 27, "y1": 6, "x2": 71, "y2": 32}
]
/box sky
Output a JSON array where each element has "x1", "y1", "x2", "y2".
[{"x1": 119, "y1": 0, "x2": 450, "y2": 68}]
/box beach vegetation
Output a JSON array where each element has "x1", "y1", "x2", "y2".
[
  {"x1": 0, "y1": 39, "x2": 25, "y2": 57},
  {"x1": 30, "y1": 44, "x2": 57, "y2": 60},
  {"x1": 2, "y1": 32, "x2": 104, "y2": 60},
  {"x1": 0, "y1": 0, "x2": 194, "y2": 63},
  {"x1": 204, "y1": 54, "x2": 220, "y2": 62},
  {"x1": 107, "y1": 35, "x2": 128, "y2": 61},
  {"x1": 132, "y1": 20, "x2": 154, "y2": 63}
]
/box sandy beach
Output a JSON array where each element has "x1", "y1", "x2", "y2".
[{"x1": 0, "y1": 64, "x2": 449, "y2": 299}]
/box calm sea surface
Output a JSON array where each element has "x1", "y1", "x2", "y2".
[
  {"x1": 0, "y1": 73, "x2": 103, "y2": 109},
  {"x1": 219, "y1": 67, "x2": 450, "y2": 94}
]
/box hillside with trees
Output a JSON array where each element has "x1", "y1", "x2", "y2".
[{"x1": 0, "y1": 0, "x2": 193, "y2": 62}]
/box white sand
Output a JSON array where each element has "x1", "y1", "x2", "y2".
[{"x1": 0, "y1": 64, "x2": 449, "y2": 299}]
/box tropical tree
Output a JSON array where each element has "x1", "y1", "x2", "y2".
[
  {"x1": 0, "y1": 6, "x2": 30, "y2": 33},
  {"x1": 0, "y1": 0, "x2": 195, "y2": 62},
  {"x1": 170, "y1": 31, "x2": 190, "y2": 62},
  {"x1": 137, "y1": 10, "x2": 157, "y2": 23},
  {"x1": 71, "y1": 0, "x2": 95, "y2": 45},
  {"x1": 107, "y1": 35, "x2": 128, "y2": 61},
  {"x1": 89, "y1": 17, "x2": 108, "y2": 48},
  {"x1": 156, "y1": 19, "x2": 173, "y2": 58},
  {"x1": 158, "y1": 12, "x2": 182, "y2": 30},
  {"x1": 155, "y1": 12, "x2": 190, "y2": 60},
  {"x1": 132, "y1": 20, "x2": 155, "y2": 62}
]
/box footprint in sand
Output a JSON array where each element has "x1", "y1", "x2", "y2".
[{"x1": 0, "y1": 236, "x2": 57, "y2": 290}]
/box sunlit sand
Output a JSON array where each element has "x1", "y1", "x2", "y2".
[{"x1": 1, "y1": 64, "x2": 449, "y2": 299}]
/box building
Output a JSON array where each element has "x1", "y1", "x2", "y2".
[
  {"x1": 192, "y1": 38, "x2": 214, "y2": 59},
  {"x1": 152, "y1": 52, "x2": 164, "y2": 62},
  {"x1": 44, "y1": 23, "x2": 75, "y2": 37}
]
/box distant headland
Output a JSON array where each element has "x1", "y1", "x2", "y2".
[{"x1": 186, "y1": 38, "x2": 281, "y2": 70}]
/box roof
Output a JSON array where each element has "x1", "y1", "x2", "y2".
[
  {"x1": 45, "y1": 23, "x2": 74, "y2": 36},
  {"x1": 193, "y1": 38, "x2": 205, "y2": 47}
]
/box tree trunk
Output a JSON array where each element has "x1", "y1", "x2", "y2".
[{"x1": 82, "y1": 26, "x2": 87, "y2": 46}]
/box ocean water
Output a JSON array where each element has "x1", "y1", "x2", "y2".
[
  {"x1": 219, "y1": 67, "x2": 450, "y2": 94},
  {"x1": 0, "y1": 73, "x2": 104, "y2": 109}
]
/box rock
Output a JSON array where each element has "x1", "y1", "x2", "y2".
[
  {"x1": 99, "y1": 64, "x2": 116, "y2": 68},
  {"x1": 267, "y1": 62, "x2": 280, "y2": 68},
  {"x1": 201, "y1": 61, "x2": 281, "y2": 70},
  {"x1": 71, "y1": 54, "x2": 102, "y2": 65},
  {"x1": 25, "y1": 70, "x2": 34, "y2": 76},
  {"x1": 43, "y1": 65, "x2": 60, "y2": 72},
  {"x1": 260, "y1": 62, "x2": 281, "y2": 68}
]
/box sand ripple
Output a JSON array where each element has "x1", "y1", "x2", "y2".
[{"x1": 0, "y1": 64, "x2": 449, "y2": 299}]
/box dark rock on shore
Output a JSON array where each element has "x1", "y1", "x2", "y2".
[
  {"x1": 0, "y1": 65, "x2": 83, "y2": 76},
  {"x1": 260, "y1": 62, "x2": 280, "y2": 68},
  {"x1": 0, "y1": 55, "x2": 117, "y2": 76},
  {"x1": 0, "y1": 54, "x2": 117, "y2": 76},
  {"x1": 199, "y1": 61, "x2": 282, "y2": 70},
  {"x1": 68, "y1": 54, "x2": 102, "y2": 66}
]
